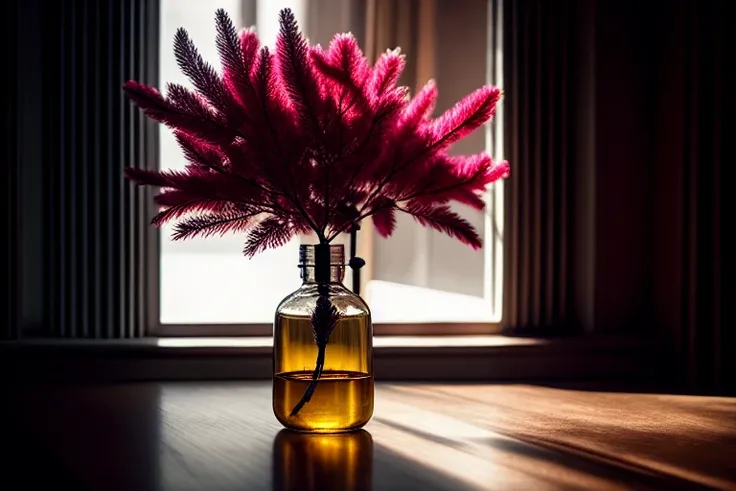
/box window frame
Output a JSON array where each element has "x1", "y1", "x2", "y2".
[{"x1": 147, "y1": 0, "x2": 504, "y2": 338}]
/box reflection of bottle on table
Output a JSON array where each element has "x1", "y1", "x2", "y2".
[{"x1": 272, "y1": 429, "x2": 374, "y2": 491}]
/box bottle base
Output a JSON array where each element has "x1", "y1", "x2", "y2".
[{"x1": 278, "y1": 424, "x2": 370, "y2": 434}]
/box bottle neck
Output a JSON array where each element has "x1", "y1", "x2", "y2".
[
  {"x1": 299, "y1": 244, "x2": 345, "y2": 285},
  {"x1": 301, "y1": 265, "x2": 345, "y2": 284}
]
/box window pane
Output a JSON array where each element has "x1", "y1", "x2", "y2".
[
  {"x1": 158, "y1": 0, "x2": 502, "y2": 325},
  {"x1": 159, "y1": 0, "x2": 306, "y2": 324},
  {"x1": 364, "y1": 0, "x2": 503, "y2": 323}
]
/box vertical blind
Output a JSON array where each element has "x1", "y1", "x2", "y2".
[{"x1": 5, "y1": 0, "x2": 159, "y2": 339}]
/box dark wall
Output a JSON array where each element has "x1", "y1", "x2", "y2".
[
  {"x1": 4, "y1": 0, "x2": 727, "y2": 390},
  {"x1": 1, "y1": 0, "x2": 43, "y2": 338}
]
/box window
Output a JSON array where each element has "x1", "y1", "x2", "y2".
[{"x1": 154, "y1": 0, "x2": 504, "y2": 335}]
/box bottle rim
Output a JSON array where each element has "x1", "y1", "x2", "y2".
[{"x1": 298, "y1": 244, "x2": 346, "y2": 267}]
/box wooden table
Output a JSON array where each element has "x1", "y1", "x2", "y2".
[{"x1": 6, "y1": 382, "x2": 735, "y2": 490}]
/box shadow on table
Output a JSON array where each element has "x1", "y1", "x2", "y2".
[
  {"x1": 380, "y1": 383, "x2": 735, "y2": 490},
  {"x1": 374, "y1": 417, "x2": 715, "y2": 491}
]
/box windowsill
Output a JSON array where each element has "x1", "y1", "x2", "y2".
[
  {"x1": 2, "y1": 334, "x2": 660, "y2": 383},
  {"x1": 3, "y1": 334, "x2": 544, "y2": 358},
  {"x1": 158, "y1": 335, "x2": 538, "y2": 349}
]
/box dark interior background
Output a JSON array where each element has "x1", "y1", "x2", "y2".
[{"x1": 1, "y1": 0, "x2": 728, "y2": 393}]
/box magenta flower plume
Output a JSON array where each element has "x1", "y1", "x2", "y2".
[{"x1": 123, "y1": 8, "x2": 509, "y2": 256}]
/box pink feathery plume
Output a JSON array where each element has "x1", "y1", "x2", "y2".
[{"x1": 123, "y1": 8, "x2": 509, "y2": 255}]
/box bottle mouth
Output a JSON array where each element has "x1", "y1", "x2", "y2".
[{"x1": 298, "y1": 244, "x2": 346, "y2": 267}]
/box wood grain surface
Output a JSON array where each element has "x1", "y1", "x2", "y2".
[{"x1": 5, "y1": 382, "x2": 735, "y2": 490}]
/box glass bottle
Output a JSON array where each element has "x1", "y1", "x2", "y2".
[{"x1": 273, "y1": 244, "x2": 374, "y2": 432}]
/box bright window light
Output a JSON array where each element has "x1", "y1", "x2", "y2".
[{"x1": 158, "y1": 0, "x2": 503, "y2": 326}]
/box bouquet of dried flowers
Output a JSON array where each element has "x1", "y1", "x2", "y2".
[{"x1": 124, "y1": 9, "x2": 509, "y2": 414}]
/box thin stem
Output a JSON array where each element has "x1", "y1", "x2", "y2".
[
  {"x1": 255, "y1": 73, "x2": 324, "y2": 241},
  {"x1": 174, "y1": 211, "x2": 261, "y2": 240},
  {"x1": 353, "y1": 115, "x2": 482, "y2": 225},
  {"x1": 327, "y1": 209, "x2": 376, "y2": 241},
  {"x1": 323, "y1": 160, "x2": 330, "y2": 234},
  {"x1": 185, "y1": 143, "x2": 288, "y2": 203},
  {"x1": 398, "y1": 170, "x2": 484, "y2": 202},
  {"x1": 290, "y1": 343, "x2": 326, "y2": 416},
  {"x1": 350, "y1": 226, "x2": 357, "y2": 261},
  {"x1": 326, "y1": 169, "x2": 485, "y2": 242},
  {"x1": 323, "y1": 95, "x2": 343, "y2": 233},
  {"x1": 350, "y1": 226, "x2": 360, "y2": 295},
  {"x1": 339, "y1": 108, "x2": 392, "y2": 191}
]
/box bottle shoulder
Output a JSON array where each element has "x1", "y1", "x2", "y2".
[{"x1": 276, "y1": 284, "x2": 371, "y2": 318}]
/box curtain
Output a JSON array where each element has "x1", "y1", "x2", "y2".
[
  {"x1": 4, "y1": 0, "x2": 159, "y2": 339},
  {"x1": 503, "y1": 0, "x2": 727, "y2": 391},
  {"x1": 502, "y1": 0, "x2": 580, "y2": 335},
  {"x1": 364, "y1": 0, "x2": 435, "y2": 91},
  {"x1": 653, "y1": 0, "x2": 726, "y2": 392}
]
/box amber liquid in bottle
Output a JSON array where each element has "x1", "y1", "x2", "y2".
[{"x1": 273, "y1": 313, "x2": 374, "y2": 432}]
